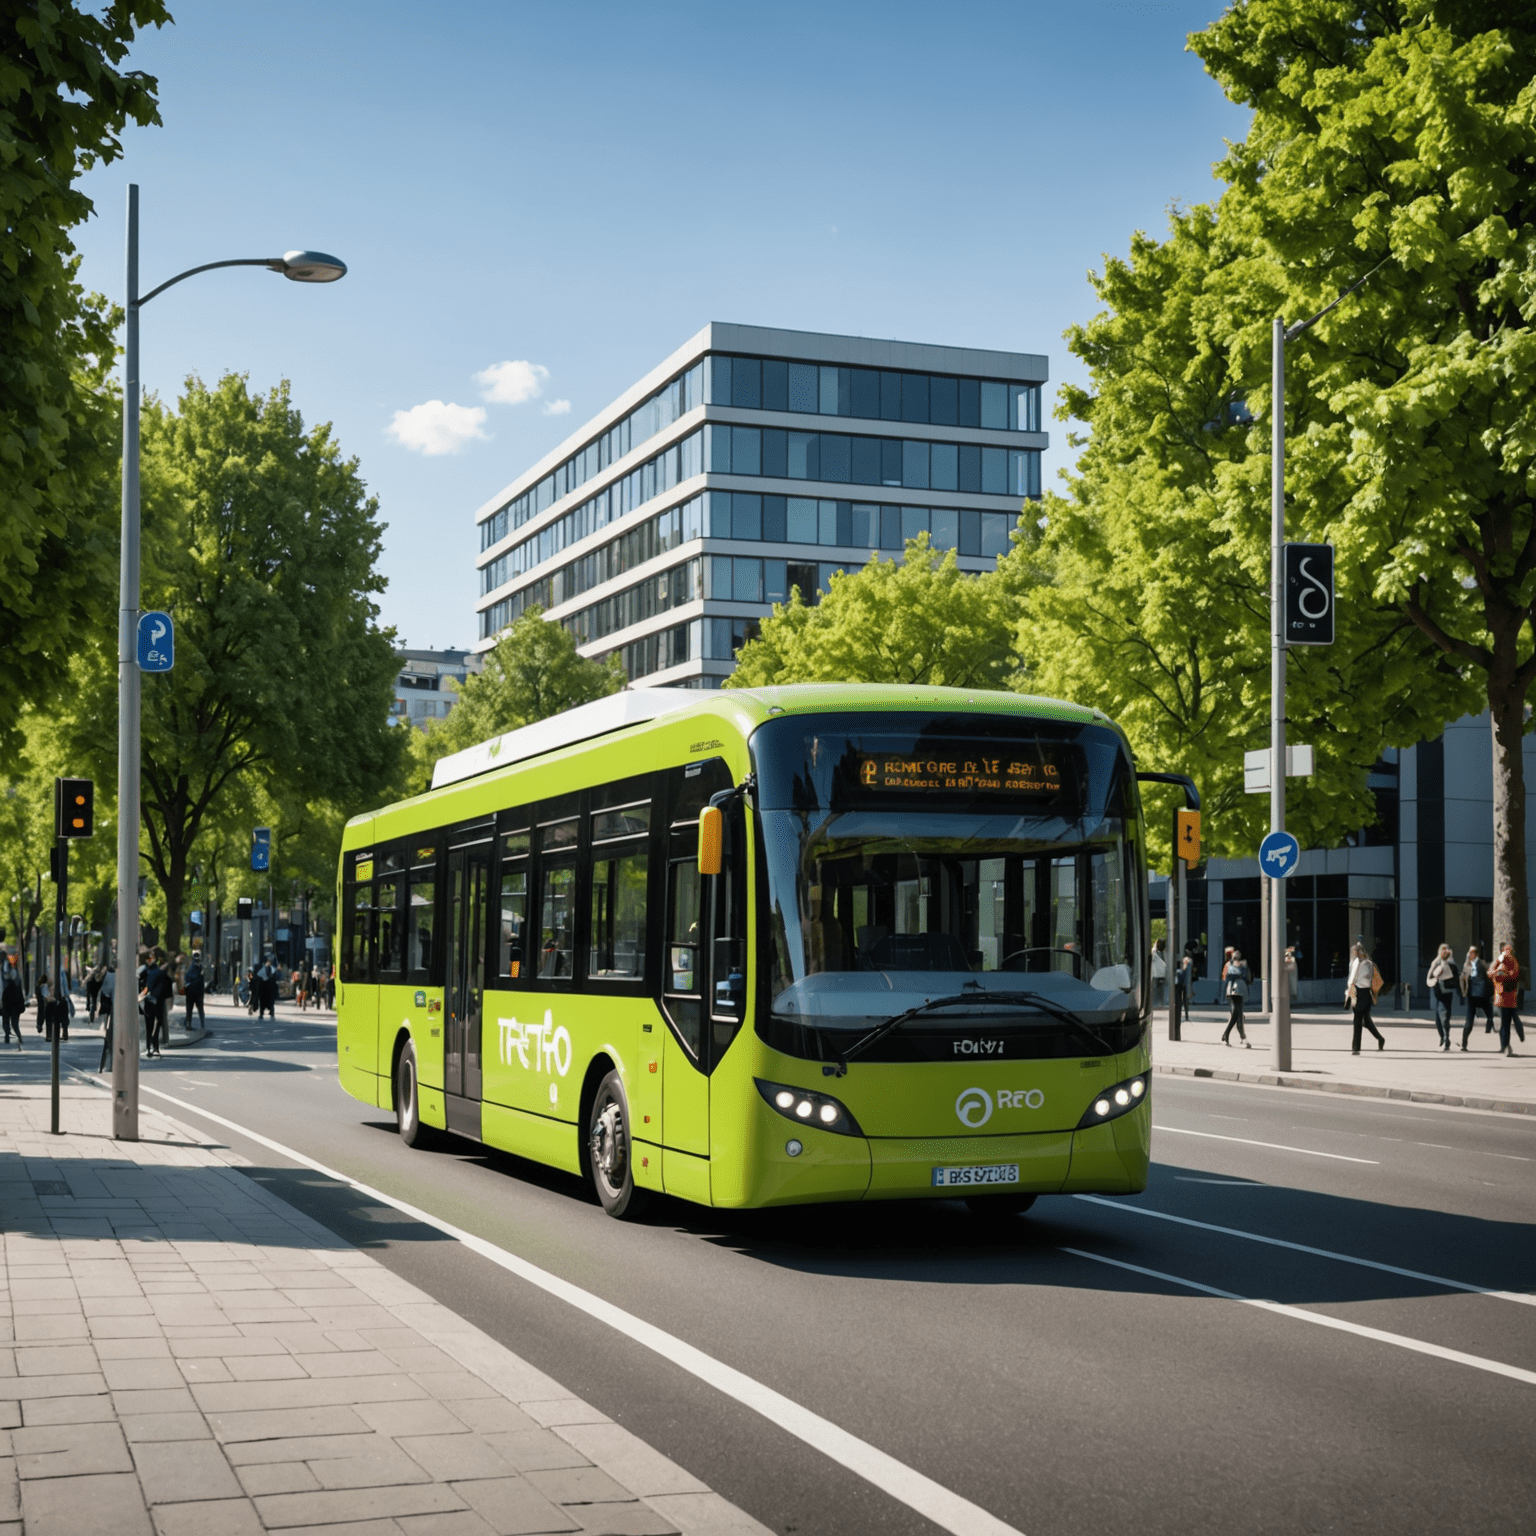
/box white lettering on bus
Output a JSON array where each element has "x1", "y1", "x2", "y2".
[{"x1": 498, "y1": 1011, "x2": 572, "y2": 1078}]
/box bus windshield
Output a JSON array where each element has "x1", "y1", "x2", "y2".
[{"x1": 751, "y1": 714, "x2": 1143, "y2": 1042}]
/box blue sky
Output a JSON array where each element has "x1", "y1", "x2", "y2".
[{"x1": 73, "y1": 0, "x2": 1249, "y2": 649}]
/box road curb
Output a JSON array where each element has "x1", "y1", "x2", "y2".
[{"x1": 1154, "y1": 1061, "x2": 1536, "y2": 1117}]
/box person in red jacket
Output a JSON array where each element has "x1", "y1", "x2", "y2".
[{"x1": 1491, "y1": 943, "x2": 1525, "y2": 1057}]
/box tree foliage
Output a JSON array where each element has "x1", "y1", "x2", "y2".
[
  {"x1": 406, "y1": 609, "x2": 624, "y2": 794},
  {"x1": 0, "y1": 0, "x2": 170, "y2": 768},
  {"x1": 1020, "y1": 0, "x2": 1534, "y2": 925},
  {"x1": 728, "y1": 537, "x2": 1023, "y2": 691},
  {"x1": 64, "y1": 374, "x2": 404, "y2": 951}
]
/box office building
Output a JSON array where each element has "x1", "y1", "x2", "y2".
[
  {"x1": 474, "y1": 323, "x2": 1048, "y2": 687},
  {"x1": 1154, "y1": 715, "x2": 1536, "y2": 1008},
  {"x1": 392, "y1": 647, "x2": 483, "y2": 731}
]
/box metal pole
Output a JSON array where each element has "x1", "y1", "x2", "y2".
[
  {"x1": 51, "y1": 838, "x2": 64, "y2": 1135},
  {"x1": 1167, "y1": 813, "x2": 1180, "y2": 1040},
  {"x1": 1271, "y1": 317, "x2": 1291, "y2": 1072},
  {"x1": 114, "y1": 184, "x2": 142, "y2": 1141}
]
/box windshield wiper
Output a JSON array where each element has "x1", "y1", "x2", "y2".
[{"x1": 823, "y1": 987, "x2": 1115, "y2": 1076}]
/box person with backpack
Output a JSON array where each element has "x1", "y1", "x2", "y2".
[
  {"x1": 1, "y1": 948, "x2": 24, "y2": 1048},
  {"x1": 183, "y1": 951, "x2": 207, "y2": 1031},
  {"x1": 255, "y1": 953, "x2": 277, "y2": 1019},
  {"x1": 1426, "y1": 943, "x2": 1458, "y2": 1051},
  {"x1": 1460, "y1": 945, "x2": 1494, "y2": 1049},
  {"x1": 1221, "y1": 949, "x2": 1252, "y2": 1047},
  {"x1": 1491, "y1": 942, "x2": 1525, "y2": 1058}
]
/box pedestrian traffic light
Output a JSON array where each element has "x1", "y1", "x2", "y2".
[
  {"x1": 55, "y1": 778, "x2": 94, "y2": 839},
  {"x1": 1176, "y1": 809, "x2": 1201, "y2": 867}
]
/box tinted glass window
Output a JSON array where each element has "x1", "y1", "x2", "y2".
[
  {"x1": 762, "y1": 359, "x2": 788, "y2": 412},
  {"x1": 788, "y1": 363, "x2": 818, "y2": 414},
  {"x1": 981, "y1": 381, "x2": 1008, "y2": 430},
  {"x1": 499, "y1": 863, "x2": 526, "y2": 980},
  {"x1": 731, "y1": 358, "x2": 761, "y2": 409},
  {"x1": 880, "y1": 372, "x2": 902, "y2": 421},
  {"x1": 930, "y1": 442, "x2": 958, "y2": 492},
  {"x1": 539, "y1": 865, "x2": 575, "y2": 978},
  {"x1": 851, "y1": 368, "x2": 879, "y2": 419},
  {"x1": 820, "y1": 434, "x2": 851, "y2": 482},
  {"x1": 408, "y1": 874, "x2": 435, "y2": 978},
  {"x1": 958, "y1": 379, "x2": 980, "y2": 427},
  {"x1": 590, "y1": 849, "x2": 647, "y2": 980},
  {"x1": 901, "y1": 374, "x2": 928, "y2": 423},
  {"x1": 377, "y1": 877, "x2": 403, "y2": 975},
  {"x1": 930, "y1": 375, "x2": 958, "y2": 426}
]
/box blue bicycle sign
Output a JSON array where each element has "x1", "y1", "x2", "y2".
[{"x1": 1259, "y1": 829, "x2": 1301, "y2": 878}]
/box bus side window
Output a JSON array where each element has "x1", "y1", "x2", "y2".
[
  {"x1": 664, "y1": 833, "x2": 703, "y2": 1058},
  {"x1": 344, "y1": 850, "x2": 375, "y2": 984},
  {"x1": 499, "y1": 827, "x2": 529, "y2": 983},
  {"x1": 407, "y1": 846, "x2": 438, "y2": 984}
]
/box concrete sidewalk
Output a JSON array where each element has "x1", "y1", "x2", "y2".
[
  {"x1": 1155, "y1": 1002, "x2": 1536, "y2": 1114},
  {"x1": 0, "y1": 1078, "x2": 769, "y2": 1536}
]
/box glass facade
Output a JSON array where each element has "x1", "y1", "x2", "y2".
[
  {"x1": 708, "y1": 355, "x2": 1041, "y2": 433},
  {"x1": 474, "y1": 329, "x2": 1048, "y2": 686}
]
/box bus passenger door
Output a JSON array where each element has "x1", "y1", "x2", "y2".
[
  {"x1": 661, "y1": 831, "x2": 709, "y2": 1163},
  {"x1": 444, "y1": 841, "x2": 490, "y2": 1135}
]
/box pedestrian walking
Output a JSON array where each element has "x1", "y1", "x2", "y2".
[
  {"x1": 1491, "y1": 942, "x2": 1525, "y2": 1057},
  {"x1": 1175, "y1": 949, "x2": 1193, "y2": 1019},
  {"x1": 182, "y1": 951, "x2": 207, "y2": 1031},
  {"x1": 138, "y1": 948, "x2": 171, "y2": 1058},
  {"x1": 1346, "y1": 941, "x2": 1386, "y2": 1053},
  {"x1": 1426, "y1": 943, "x2": 1458, "y2": 1050},
  {"x1": 1284, "y1": 946, "x2": 1299, "y2": 1004},
  {"x1": 324, "y1": 965, "x2": 335, "y2": 1011},
  {"x1": 0, "y1": 948, "x2": 23, "y2": 1048},
  {"x1": 1222, "y1": 949, "x2": 1252, "y2": 1046},
  {"x1": 255, "y1": 953, "x2": 277, "y2": 1019},
  {"x1": 1151, "y1": 940, "x2": 1167, "y2": 1008},
  {"x1": 1460, "y1": 945, "x2": 1494, "y2": 1049},
  {"x1": 98, "y1": 963, "x2": 116, "y2": 1072},
  {"x1": 85, "y1": 963, "x2": 102, "y2": 1021}
]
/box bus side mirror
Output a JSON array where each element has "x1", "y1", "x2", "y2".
[{"x1": 698, "y1": 806, "x2": 723, "y2": 876}]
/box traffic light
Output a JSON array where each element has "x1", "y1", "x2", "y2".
[
  {"x1": 236, "y1": 897, "x2": 254, "y2": 921},
  {"x1": 1176, "y1": 808, "x2": 1202, "y2": 868},
  {"x1": 55, "y1": 777, "x2": 94, "y2": 839}
]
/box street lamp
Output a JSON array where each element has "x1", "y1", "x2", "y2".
[{"x1": 114, "y1": 184, "x2": 346, "y2": 1141}]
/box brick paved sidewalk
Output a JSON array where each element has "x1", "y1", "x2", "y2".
[{"x1": 0, "y1": 1082, "x2": 768, "y2": 1536}]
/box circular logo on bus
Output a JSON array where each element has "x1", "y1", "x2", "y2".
[{"x1": 955, "y1": 1088, "x2": 993, "y2": 1128}]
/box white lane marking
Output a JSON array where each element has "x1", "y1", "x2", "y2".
[
  {"x1": 134, "y1": 1085, "x2": 1025, "y2": 1536},
  {"x1": 1060, "y1": 1248, "x2": 1536, "y2": 1387},
  {"x1": 1155, "y1": 1124, "x2": 1378, "y2": 1164},
  {"x1": 1172, "y1": 1178, "x2": 1266, "y2": 1186},
  {"x1": 1075, "y1": 1196, "x2": 1536, "y2": 1308}
]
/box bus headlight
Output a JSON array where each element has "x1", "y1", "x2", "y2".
[
  {"x1": 755, "y1": 1078, "x2": 863, "y2": 1137},
  {"x1": 1077, "y1": 1073, "x2": 1148, "y2": 1129}
]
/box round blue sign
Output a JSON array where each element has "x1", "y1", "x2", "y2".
[{"x1": 1259, "y1": 829, "x2": 1301, "y2": 879}]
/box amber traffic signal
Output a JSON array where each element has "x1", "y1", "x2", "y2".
[
  {"x1": 55, "y1": 778, "x2": 94, "y2": 839},
  {"x1": 1176, "y1": 808, "x2": 1201, "y2": 867}
]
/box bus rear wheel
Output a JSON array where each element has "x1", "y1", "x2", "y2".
[
  {"x1": 965, "y1": 1193, "x2": 1037, "y2": 1218},
  {"x1": 589, "y1": 1070, "x2": 647, "y2": 1219},
  {"x1": 395, "y1": 1040, "x2": 433, "y2": 1149}
]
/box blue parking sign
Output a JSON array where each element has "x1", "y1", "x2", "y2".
[
  {"x1": 136, "y1": 611, "x2": 173, "y2": 672},
  {"x1": 1259, "y1": 829, "x2": 1301, "y2": 878}
]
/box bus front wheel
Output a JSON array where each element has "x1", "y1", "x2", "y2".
[
  {"x1": 589, "y1": 1070, "x2": 647, "y2": 1219},
  {"x1": 395, "y1": 1041, "x2": 433, "y2": 1149}
]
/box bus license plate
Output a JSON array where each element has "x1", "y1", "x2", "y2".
[{"x1": 931, "y1": 1163, "x2": 1020, "y2": 1188}]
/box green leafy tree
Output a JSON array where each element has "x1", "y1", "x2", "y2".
[
  {"x1": 728, "y1": 537, "x2": 1022, "y2": 690},
  {"x1": 1186, "y1": 0, "x2": 1536, "y2": 953},
  {"x1": 65, "y1": 373, "x2": 404, "y2": 953},
  {"x1": 409, "y1": 608, "x2": 624, "y2": 793},
  {"x1": 1014, "y1": 196, "x2": 1468, "y2": 862},
  {"x1": 0, "y1": 0, "x2": 170, "y2": 768}
]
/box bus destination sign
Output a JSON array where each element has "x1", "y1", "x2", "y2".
[{"x1": 854, "y1": 751, "x2": 1064, "y2": 798}]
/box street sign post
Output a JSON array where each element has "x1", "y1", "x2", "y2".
[
  {"x1": 135, "y1": 611, "x2": 174, "y2": 672},
  {"x1": 1283, "y1": 543, "x2": 1334, "y2": 646},
  {"x1": 1259, "y1": 829, "x2": 1301, "y2": 879},
  {"x1": 251, "y1": 828, "x2": 271, "y2": 873}
]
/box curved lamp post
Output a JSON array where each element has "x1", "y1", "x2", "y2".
[{"x1": 115, "y1": 184, "x2": 346, "y2": 1140}]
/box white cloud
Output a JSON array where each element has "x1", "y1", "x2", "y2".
[
  {"x1": 385, "y1": 400, "x2": 488, "y2": 456},
  {"x1": 476, "y1": 359, "x2": 549, "y2": 406},
  {"x1": 543, "y1": 398, "x2": 572, "y2": 416}
]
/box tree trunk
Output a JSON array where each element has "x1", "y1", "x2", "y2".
[{"x1": 1488, "y1": 686, "x2": 1530, "y2": 969}]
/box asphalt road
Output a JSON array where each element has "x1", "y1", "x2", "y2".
[{"x1": 24, "y1": 1002, "x2": 1536, "y2": 1536}]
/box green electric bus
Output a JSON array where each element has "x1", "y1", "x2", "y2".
[{"x1": 336, "y1": 684, "x2": 1171, "y2": 1218}]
